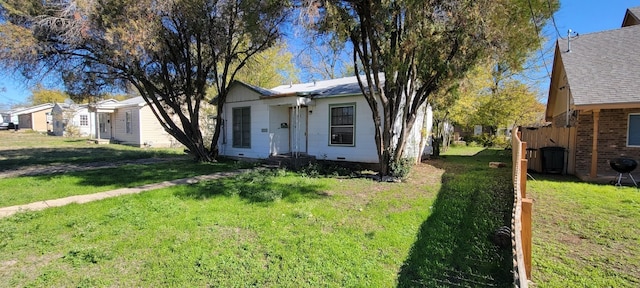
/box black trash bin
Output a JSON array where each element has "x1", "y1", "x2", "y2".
[{"x1": 540, "y1": 146, "x2": 565, "y2": 174}]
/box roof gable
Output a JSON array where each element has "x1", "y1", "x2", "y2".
[
  {"x1": 622, "y1": 6, "x2": 640, "y2": 27},
  {"x1": 554, "y1": 24, "x2": 640, "y2": 108}
]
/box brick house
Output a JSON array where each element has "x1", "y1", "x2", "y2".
[{"x1": 545, "y1": 7, "x2": 640, "y2": 180}]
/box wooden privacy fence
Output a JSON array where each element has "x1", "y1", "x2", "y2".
[
  {"x1": 519, "y1": 126, "x2": 576, "y2": 174},
  {"x1": 511, "y1": 127, "x2": 533, "y2": 287}
]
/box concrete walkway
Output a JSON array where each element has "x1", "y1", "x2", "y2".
[{"x1": 0, "y1": 170, "x2": 244, "y2": 219}]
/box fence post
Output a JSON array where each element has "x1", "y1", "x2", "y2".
[
  {"x1": 520, "y1": 142, "x2": 527, "y2": 199},
  {"x1": 522, "y1": 198, "x2": 533, "y2": 280}
]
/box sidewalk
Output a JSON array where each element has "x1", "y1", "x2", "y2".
[{"x1": 0, "y1": 170, "x2": 244, "y2": 219}]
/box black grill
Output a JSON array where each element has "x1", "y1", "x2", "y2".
[{"x1": 609, "y1": 158, "x2": 638, "y2": 187}]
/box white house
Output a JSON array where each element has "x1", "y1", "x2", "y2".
[
  {"x1": 89, "y1": 96, "x2": 181, "y2": 147},
  {"x1": 218, "y1": 76, "x2": 432, "y2": 163}
]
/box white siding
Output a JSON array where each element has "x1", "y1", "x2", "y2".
[
  {"x1": 138, "y1": 106, "x2": 176, "y2": 147},
  {"x1": 226, "y1": 84, "x2": 262, "y2": 103},
  {"x1": 308, "y1": 96, "x2": 379, "y2": 163},
  {"x1": 219, "y1": 100, "x2": 272, "y2": 158},
  {"x1": 112, "y1": 107, "x2": 140, "y2": 145}
]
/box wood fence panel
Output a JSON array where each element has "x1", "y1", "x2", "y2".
[{"x1": 520, "y1": 126, "x2": 576, "y2": 174}]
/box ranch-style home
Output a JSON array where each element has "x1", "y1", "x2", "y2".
[
  {"x1": 51, "y1": 99, "x2": 118, "y2": 137},
  {"x1": 89, "y1": 96, "x2": 180, "y2": 148},
  {"x1": 10, "y1": 103, "x2": 54, "y2": 132},
  {"x1": 218, "y1": 75, "x2": 433, "y2": 164},
  {"x1": 544, "y1": 6, "x2": 640, "y2": 180}
]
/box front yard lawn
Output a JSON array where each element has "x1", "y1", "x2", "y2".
[
  {"x1": 529, "y1": 175, "x2": 640, "y2": 287},
  {"x1": 0, "y1": 147, "x2": 516, "y2": 287},
  {"x1": 0, "y1": 160, "x2": 240, "y2": 207},
  {"x1": 0, "y1": 132, "x2": 184, "y2": 172}
]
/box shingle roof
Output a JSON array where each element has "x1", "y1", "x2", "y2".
[
  {"x1": 270, "y1": 74, "x2": 382, "y2": 98},
  {"x1": 231, "y1": 81, "x2": 278, "y2": 97},
  {"x1": 558, "y1": 23, "x2": 640, "y2": 107}
]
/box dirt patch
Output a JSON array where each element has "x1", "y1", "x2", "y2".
[
  {"x1": 0, "y1": 157, "x2": 186, "y2": 179},
  {"x1": 559, "y1": 233, "x2": 583, "y2": 245},
  {"x1": 0, "y1": 260, "x2": 18, "y2": 268}
]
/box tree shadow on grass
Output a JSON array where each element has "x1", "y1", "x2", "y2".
[
  {"x1": 0, "y1": 147, "x2": 182, "y2": 172},
  {"x1": 397, "y1": 149, "x2": 514, "y2": 287},
  {"x1": 29, "y1": 161, "x2": 235, "y2": 188},
  {"x1": 173, "y1": 169, "x2": 328, "y2": 204}
]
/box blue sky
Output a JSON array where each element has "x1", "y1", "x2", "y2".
[
  {"x1": 1, "y1": 0, "x2": 639, "y2": 109},
  {"x1": 534, "y1": 0, "x2": 640, "y2": 99}
]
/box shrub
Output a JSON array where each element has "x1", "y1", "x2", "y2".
[
  {"x1": 64, "y1": 124, "x2": 81, "y2": 138},
  {"x1": 390, "y1": 157, "x2": 414, "y2": 179}
]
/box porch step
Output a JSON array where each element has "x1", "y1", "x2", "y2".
[{"x1": 93, "y1": 139, "x2": 110, "y2": 145}]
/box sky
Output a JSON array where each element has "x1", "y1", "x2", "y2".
[{"x1": 1, "y1": 0, "x2": 639, "y2": 109}]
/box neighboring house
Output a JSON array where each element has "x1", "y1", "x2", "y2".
[
  {"x1": 11, "y1": 103, "x2": 54, "y2": 132},
  {"x1": 545, "y1": 7, "x2": 640, "y2": 179},
  {"x1": 218, "y1": 76, "x2": 432, "y2": 164},
  {"x1": 89, "y1": 96, "x2": 180, "y2": 148},
  {"x1": 51, "y1": 99, "x2": 118, "y2": 137},
  {"x1": 0, "y1": 111, "x2": 9, "y2": 123}
]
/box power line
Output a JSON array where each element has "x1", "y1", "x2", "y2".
[
  {"x1": 528, "y1": 0, "x2": 552, "y2": 79},
  {"x1": 547, "y1": 0, "x2": 565, "y2": 40}
]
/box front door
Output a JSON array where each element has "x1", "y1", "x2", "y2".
[
  {"x1": 98, "y1": 113, "x2": 112, "y2": 139},
  {"x1": 289, "y1": 106, "x2": 307, "y2": 154}
]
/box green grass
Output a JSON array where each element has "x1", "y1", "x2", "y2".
[
  {"x1": 441, "y1": 145, "x2": 487, "y2": 156},
  {"x1": 0, "y1": 160, "x2": 241, "y2": 207},
  {"x1": 529, "y1": 175, "x2": 640, "y2": 287},
  {"x1": 0, "y1": 143, "x2": 516, "y2": 287},
  {"x1": 0, "y1": 168, "x2": 439, "y2": 287},
  {"x1": 0, "y1": 132, "x2": 185, "y2": 172},
  {"x1": 398, "y1": 148, "x2": 514, "y2": 287}
]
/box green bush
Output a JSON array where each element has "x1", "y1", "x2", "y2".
[
  {"x1": 390, "y1": 157, "x2": 414, "y2": 179},
  {"x1": 467, "y1": 134, "x2": 509, "y2": 148}
]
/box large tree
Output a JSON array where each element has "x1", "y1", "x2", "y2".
[
  {"x1": 234, "y1": 42, "x2": 299, "y2": 88},
  {"x1": 0, "y1": 0, "x2": 288, "y2": 161},
  {"x1": 302, "y1": 0, "x2": 556, "y2": 175},
  {"x1": 28, "y1": 84, "x2": 68, "y2": 105}
]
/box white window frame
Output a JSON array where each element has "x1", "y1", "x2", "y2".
[
  {"x1": 79, "y1": 114, "x2": 89, "y2": 126},
  {"x1": 329, "y1": 103, "x2": 356, "y2": 146},
  {"x1": 125, "y1": 111, "x2": 132, "y2": 134},
  {"x1": 232, "y1": 107, "x2": 251, "y2": 148},
  {"x1": 627, "y1": 113, "x2": 640, "y2": 147}
]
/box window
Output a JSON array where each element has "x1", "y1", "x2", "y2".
[
  {"x1": 329, "y1": 104, "x2": 355, "y2": 146},
  {"x1": 125, "y1": 111, "x2": 132, "y2": 134},
  {"x1": 79, "y1": 115, "x2": 88, "y2": 126},
  {"x1": 232, "y1": 107, "x2": 251, "y2": 148},
  {"x1": 628, "y1": 114, "x2": 640, "y2": 146}
]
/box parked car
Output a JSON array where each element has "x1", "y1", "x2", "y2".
[{"x1": 0, "y1": 122, "x2": 17, "y2": 130}]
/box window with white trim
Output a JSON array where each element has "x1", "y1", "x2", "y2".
[
  {"x1": 329, "y1": 104, "x2": 355, "y2": 146},
  {"x1": 125, "y1": 111, "x2": 132, "y2": 134},
  {"x1": 232, "y1": 107, "x2": 251, "y2": 148},
  {"x1": 79, "y1": 115, "x2": 88, "y2": 126},
  {"x1": 628, "y1": 113, "x2": 640, "y2": 146}
]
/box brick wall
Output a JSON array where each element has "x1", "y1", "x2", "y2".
[{"x1": 575, "y1": 108, "x2": 640, "y2": 176}]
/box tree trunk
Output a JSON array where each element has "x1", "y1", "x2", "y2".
[{"x1": 209, "y1": 104, "x2": 225, "y2": 159}]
